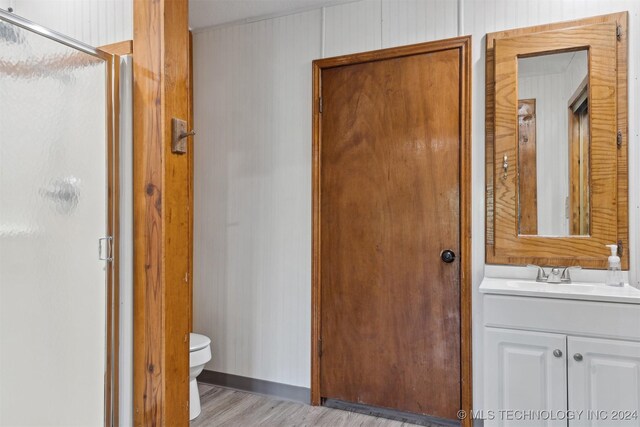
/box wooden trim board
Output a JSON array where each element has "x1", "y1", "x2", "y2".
[
  {"x1": 106, "y1": 52, "x2": 119, "y2": 427},
  {"x1": 100, "y1": 40, "x2": 133, "y2": 57},
  {"x1": 517, "y1": 98, "x2": 538, "y2": 235},
  {"x1": 311, "y1": 36, "x2": 473, "y2": 427}
]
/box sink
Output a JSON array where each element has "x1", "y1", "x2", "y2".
[{"x1": 479, "y1": 277, "x2": 640, "y2": 304}]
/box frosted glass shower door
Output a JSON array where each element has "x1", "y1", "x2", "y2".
[{"x1": 0, "y1": 16, "x2": 111, "y2": 427}]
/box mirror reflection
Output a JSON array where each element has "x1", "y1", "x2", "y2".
[{"x1": 517, "y1": 50, "x2": 589, "y2": 236}]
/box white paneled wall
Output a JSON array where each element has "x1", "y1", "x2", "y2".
[
  {"x1": 381, "y1": 0, "x2": 458, "y2": 47},
  {"x1": 323, "y1": 0, "x2": 459, "y2": 57},
  {"x1": 193, "y1": 10, "x2": 321, "y2": 388},
  {"x1": 194, "y1": 0, "x2": 640, "y2": 411},
  {"x1": 323, "y1": 0, "x2": 381, "y2": 56},
  {"x1": 4, "y1": 0, "x2": 132, "y2": 46}
]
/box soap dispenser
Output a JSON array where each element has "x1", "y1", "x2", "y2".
[{"x1": 605, "y1": 244, "x2": 624, "y2": 287}]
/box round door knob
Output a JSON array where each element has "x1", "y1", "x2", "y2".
[
  {"x1": 553, "y1": 349, "x2": 563, "y2": 358},
  {"x1": 574, "y1": 353, "x2": 583, "y2": 362},
  {"x1": 441, "y1": 250, "x2": 456, "y2": 263}
]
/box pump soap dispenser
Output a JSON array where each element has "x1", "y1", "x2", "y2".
[{"x1": 605, "y1": 244, "x2": 624, "y2": 287}]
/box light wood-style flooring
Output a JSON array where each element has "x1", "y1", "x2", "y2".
[{"x1": 191, "y1": 384, "x2": 421, "y2": 426}]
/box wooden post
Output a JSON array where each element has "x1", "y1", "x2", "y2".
[{"x1": 133, "y1": 0, "x2": 191, "y2": 425}]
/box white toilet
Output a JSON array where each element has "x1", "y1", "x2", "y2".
[{"x1": 189, "y1": 333, "x2": 212, "y2": 420}]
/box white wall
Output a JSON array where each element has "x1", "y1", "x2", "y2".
[
  {"x1": 194, "y1": 0, "x2": 640, "y2": 409},
  {"x1": 193, "y1": 10, "x2": 322, "y2": 388},
  {"x1": 0, "y1": 0, "x2": 132, "y2": 46},
  {"x1": 0, "y1": 1, "x2": 134, "y2": 424}
]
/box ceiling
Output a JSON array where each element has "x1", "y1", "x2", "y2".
[
  {"x1": 518, "y1": 51, "x2": 587, "y2": 78},
  {"x1": 189, "y1": 0, "x2": 352, "y2": 30}
]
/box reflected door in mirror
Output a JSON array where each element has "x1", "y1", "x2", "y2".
[{"x1": 568, "y1": 80, "x2": 590, "y2": 235}]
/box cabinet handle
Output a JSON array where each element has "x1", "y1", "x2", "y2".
[
  {"x1": 553, "y1": 349, "x2": 563, "y2": 358},
  {"x1": 573, "y1": 353, "x2": 583, "y2": 361}
]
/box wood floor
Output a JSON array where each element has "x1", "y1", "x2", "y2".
[{"x1": 191, "y1": 384, "x2": 421, "y2": 426}]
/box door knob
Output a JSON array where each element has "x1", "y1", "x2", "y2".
[
  {"x1": 573, "y1": 353, "x2": 583, "y2": 361},
  {"x1": 441, "y1": 250, "x2": 456, "y2": 263},
  {"x1": 553, "y1": 349, "x2": 563, "y2": 358}
]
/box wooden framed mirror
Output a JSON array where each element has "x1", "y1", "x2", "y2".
[{"x1": 485, "y1": 12, "x2": 628, "y2": 269}]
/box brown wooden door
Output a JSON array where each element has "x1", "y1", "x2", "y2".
[{"x1": 318, "y1": 46, "x2": 463, "y2": 421}]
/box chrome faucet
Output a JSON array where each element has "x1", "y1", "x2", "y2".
[
  {"x1": 527, "y1": 265, "x2": 548, "y2": 282},
  {"x1": 527, "y1": 265, "x2": 582, "y2": 283}
]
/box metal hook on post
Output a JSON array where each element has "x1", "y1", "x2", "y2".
[
  {"x1": 180, "y1": 130, "x2": 196, "y2": 139},
  {"x1": 171, "y1": 118, "x2": 195, "y2": 154}
]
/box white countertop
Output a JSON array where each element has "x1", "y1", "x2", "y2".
[{"x1": 480, "y1": 277, "x2": 640, "y2": 304}]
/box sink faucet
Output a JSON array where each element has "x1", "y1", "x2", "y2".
[{"x1": 527, "y1": 265, "x2": 582, "y2": 283}]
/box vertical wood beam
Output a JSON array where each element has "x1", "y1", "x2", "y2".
[
  {"x1": 188, "y1": 31, "x2": 194, "y2": 331},
  {"x1": 133, "y1": 0, "x2": 191, "y2": 425}
]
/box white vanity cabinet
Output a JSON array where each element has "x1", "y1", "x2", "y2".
[
  {"x1": 480, "y1": 278, "x2": 640, "y2": 426},
  {"x1": 484, "y1": 329, "x2": 640, "y2": 426},
  {"x1": 568, "y1": 337, "x2": 640, "y2": 426},
  {"x1": 485, "y1": 328, "x2": 568, "y2": 426}
]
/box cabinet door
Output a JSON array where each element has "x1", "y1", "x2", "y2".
[
  {"x1": 485, "y1": 328, "x2": 567, "y2": 426},
  {"x1": 568, "y1": 337, "x2": 640, "y2": 426}
]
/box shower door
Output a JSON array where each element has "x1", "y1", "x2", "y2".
[{"x1": 0, "y1": 11, "x2": 116, "y2": 426}]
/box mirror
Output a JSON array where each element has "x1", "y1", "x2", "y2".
[
  {"x1": 517, "y1": 50, "x2": 589, "y2": 236},
  {"x1": 485, "y1": 13, "x2": 628, "y2": 269}
]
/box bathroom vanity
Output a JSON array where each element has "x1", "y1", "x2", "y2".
[
  {"x1": 482, "y1": 11, "x2": 634, "y2": 425},
  {"x1": 481, "y1": 278, "x2": 640, "y2": 426}
]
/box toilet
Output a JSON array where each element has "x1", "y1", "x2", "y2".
[{"x1": 189, "y1": 333, "x2": 212, "y2": 420}]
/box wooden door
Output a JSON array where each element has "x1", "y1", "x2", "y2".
[
  {"x1": 568, "y1": 85, "x2": 590, "y2": 236},
  {"x1": 568, "y1": 337, "x2": 640, "y2": 427},
  {"x1": 485, "y1": 328, "x2": 567, "y2": 427},
  {"x1": 312, "y1": 38, "x2": 471, "y2": 423}
]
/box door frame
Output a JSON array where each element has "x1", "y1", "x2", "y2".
[
  {"x1": 102, "y1": 47, "x2": 119, "y2": 427},
  {"x1": 311, "y1": 36, "x2": 472, "y2": 426}
]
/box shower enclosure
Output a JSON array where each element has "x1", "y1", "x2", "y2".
[{"x1": 0, "y1": 9, "x2": 118, "y2": 426}]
